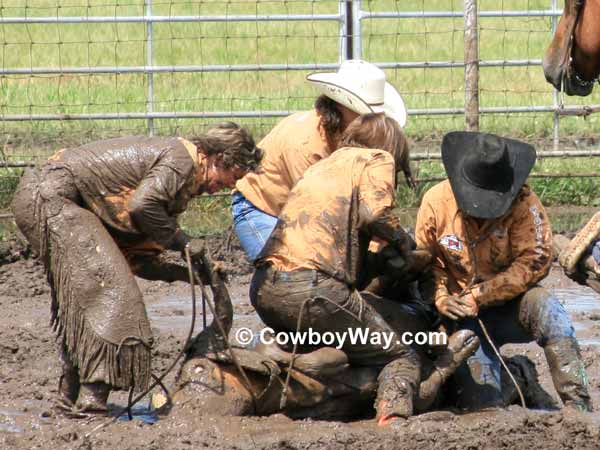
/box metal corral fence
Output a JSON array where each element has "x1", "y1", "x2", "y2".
[{"x1": 1, "y1": 0, "x2": 600, "y2": 212}]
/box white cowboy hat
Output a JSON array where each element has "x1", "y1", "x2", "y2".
[{"x1": 306, "y1": 59, "x2": 407, "y2": 128}]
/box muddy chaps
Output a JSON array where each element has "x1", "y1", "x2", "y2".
[{"x1": 12, "y1": 166, "x2": 152, "y2": 391}]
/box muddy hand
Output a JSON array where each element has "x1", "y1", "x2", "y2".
[
  {"x1": 436, "y1": 295, "x2": 476, "y2": 321},
  {"x1": 378, "y1": 247, "x2": 432, "y2": 283},
  {"x1": 184, "y1": 239, "x2": 206, "y2": 269},
  {"x1": 458, "y1": 292, "x2": 479, "y2": 317}
]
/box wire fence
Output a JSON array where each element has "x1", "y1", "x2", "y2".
[{"x1": 1, "y1": 0, "x2": 600, "y2": 211}]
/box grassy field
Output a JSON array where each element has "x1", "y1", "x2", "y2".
[
  {"x1": 0, "y1": 0, "x2": 598, "y2": 147},
  {"x1": 1, "y1": 0, "x2": 599, "y2": 235}
]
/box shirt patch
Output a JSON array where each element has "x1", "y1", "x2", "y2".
[{"x1": 439, "y1": 235, "x2": 463, "y2": 252}]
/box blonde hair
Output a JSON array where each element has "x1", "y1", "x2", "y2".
[
  {"x1": 192, "y1": 122, "x2": 263, "y2": 172},
  {"x1": 340, "y1": 113, "x2": 414, "y2": 187}
]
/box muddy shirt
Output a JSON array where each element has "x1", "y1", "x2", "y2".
[
  {"x1": 260, "y1": 147, "x2": 399, "y2": 286},
  {"x1": 235, "y1": 110, "x2": 332, "y2": 217},
  {"x1": 415, "y1": 180, "x2": 552, "y2": 307},
  {"x1": 47, "y1": 136, "x2": 202, "y2": 250}
]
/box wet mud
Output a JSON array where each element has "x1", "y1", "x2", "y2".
[{"x1": 2, "y1": 242, "x2": 600, "y2": 449}]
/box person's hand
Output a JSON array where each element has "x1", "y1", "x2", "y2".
[
  {"x1": 184, "y1": 239, "x2": 206, "y2": 267},
  {"x1": 381, "y1": 248, "x2": 432, "y2": 282},
  {"x1": 458, "y1": 292, "x2": 479, "y2": 317},
  {"x1": 436, "y1": 294, "x2": 477, "y2": 320}
]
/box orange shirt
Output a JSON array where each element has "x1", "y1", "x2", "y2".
[
  {"x1": 415, "y1": 180, "x2": 552, "y2": 307},
  {"x1": 260, "y1": 147, "x2": 397, "y2": 285},
  {"x1": 235, "y1": 110, "x2": 332, "y2": 217}
]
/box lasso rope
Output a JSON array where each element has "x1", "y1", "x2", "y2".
[
  {"x1": 84, "y1": 246, "x2": 200, "y2": 438},
  {"x1": 85, "y1": 247, "x2": 257, "y2": 439}
]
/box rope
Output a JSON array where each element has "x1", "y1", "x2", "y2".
[
  {"x1": 279, "y1": 290, "x2": 363, "y2": 410},
  {"x1": 84, "y1": 246, "x2": 201, "y2": 439},
  {"x1": 477, "y1": 317, "x2": 526, "y2": 408},
  {"x1": 189, "y1": 269, "x2": 258, "y2": 410},
  {"x1": 453, "y1": 210, "x2": 527, "y2": 409}
]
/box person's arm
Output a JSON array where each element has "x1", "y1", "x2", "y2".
[
  {"x1": 469, "y1": 191, "x2": 552, "y2": 308},
  {"x1": 415, "y1": 195, "x2": 451, "y2": 304},
  {"x1": 128, "y1": 153, "x2": 195, "y2": 251},
  {"x1": 358, "y1": 154, "x2": 414, "y2": 253}
]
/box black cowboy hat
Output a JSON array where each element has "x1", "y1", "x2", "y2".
[{"x1": 441, "y1": 131, "x2": 536, "y2": 219}]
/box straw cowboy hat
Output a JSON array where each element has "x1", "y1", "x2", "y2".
[
  {"x1": 442, "y1": 131, "x2": 536, "y2": 219},
  {"x1": 306, "y1": 60, "x2": 407, "y2": 128}
]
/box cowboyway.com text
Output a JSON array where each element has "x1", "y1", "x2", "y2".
[{"x1": 234, "y1": 326, "x2": 447, "y2": 349}]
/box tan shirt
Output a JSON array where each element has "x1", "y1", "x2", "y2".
[
  {"x1": 235, "y1": 110, "x2": 331, "y2": 217},
  {"x1": 260, "y1": 147, "x2": 397, "y2": 286},
  {"x1": 415, "y1": 180, "x2": 552, "y2": 307}
]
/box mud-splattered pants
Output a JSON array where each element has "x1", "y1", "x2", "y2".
[
  {"x1": 11, "y1": 166, "x2": 152, "y2": 391},
  {"x1": 454, "y1": 286, "x2": 577, "y2": 409},
  {"x1": 250, "y1": 264, "x2": 423, "y2": 414}
]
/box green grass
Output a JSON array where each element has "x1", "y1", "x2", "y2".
[
  {"x1": 1, "y1": 0, "x2": 600, "y2": 239},
  {"x1": 0, "y1": 0, "x2": 598, "y2": 149}
]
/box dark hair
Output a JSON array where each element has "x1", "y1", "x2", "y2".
[
  {"x1": 191, "y1": 122, "x2": 263, "y2": 172},
  {"x1": 340, "y1": 113, "x2": 414, "y2": 188},
  {"x1": 314, "y1": 95, "x2": 346, "y2": 151}
]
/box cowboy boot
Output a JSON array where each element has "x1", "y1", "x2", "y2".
[
  {"x1": 75, "y1": 382, "x2": 111, "y2": 414},
  {"x1": 544, "y1": 336, "x2": 592, "y2": 412},
  {"x1": 375, "y1": 376, "x2": 413, "y2": 426},
  {"x1": 57, "y1": 350, "x2": 80, "y2": 407},
  {"x1": 415, "y1": 329, "x2": 480, "y2": 412},
  {"x1": 375, "y1": 357, "x2": 420, "y2": 425}
]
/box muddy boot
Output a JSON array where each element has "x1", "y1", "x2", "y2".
[
  {"x1": 294, "y1": 348, "x2": 349, "y2": 378},
  {"x1": 375, "y1": 378, "x2": 413, "y2": 426},
  {"x1": 544, "y1": 337, "x2": 592, "y2": 412},
  {"x1": 415, "y1": 330, "x2": 480, "y2": 412},
  {"x1": 57, "y1": 357, "x2": 80, "y2": 407},
  {"x1": 75, "y1": 382, "x2": 111, "y2": 414},
  {"x1": 375, "y1": 357, "x2": 419, "y2": 426},
  {"x1": 255, "y1": 337, "x2": 349, "y2": 378}
]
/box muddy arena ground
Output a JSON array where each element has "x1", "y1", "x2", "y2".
[{"x1": 2, "y1": 233, "x2": 600, "y2": 450}]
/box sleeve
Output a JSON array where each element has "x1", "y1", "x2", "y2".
[
  {"x1": 128, "y1": 151, "x2": 195, "y2": 251},
  {"x1": 415, "y1": 193, "x2": 450, "y2": 304},
  {"x1": 470, "y1": 191, "x2": 553, "y2": 307},
  {"x1": 359, "y1": 155, "x2": 414, "y2": 251}
]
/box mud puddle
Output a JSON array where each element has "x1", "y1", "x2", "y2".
[
  {"x1": 147, "y1": 279, "x2": 259, "y2": 335},
  {"x1": 112, "y1": 403, "x2": 158, "y2": 425},
  {"x1": 0, "y1": 409, "x2": 25, "y2": 434},
  {"x1": 555, "y1": 288, "x2": 600, "y2": 313}
]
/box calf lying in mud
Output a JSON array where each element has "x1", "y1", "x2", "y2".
[{"x1": 167, "y1": 250, "x2": 556, "y2": 421}]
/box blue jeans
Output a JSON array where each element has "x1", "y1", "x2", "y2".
[
  {"x1": 592, "y1": 239, "x2": 600, "y2": 265},
  {"x1": 453, "y1": 286, "x2": 575, "y2": 409},
  {"x1": 231, "y1": 192, "x2": 278, "y2": 262}
]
